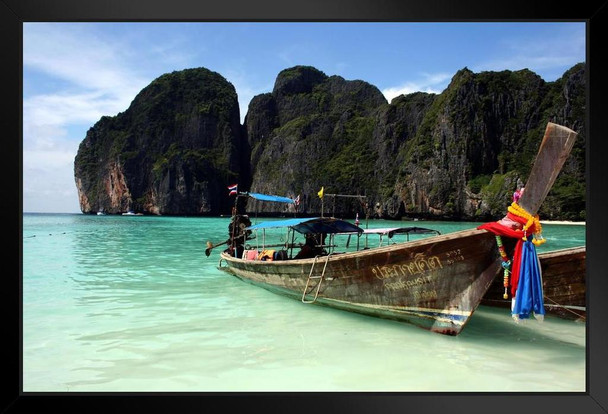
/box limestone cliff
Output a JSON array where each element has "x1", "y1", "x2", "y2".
[
  {"x1": 74, "y1": 63, "x2": 586, "y2": 220},
  {"x1": 244, "y1": 64, "x2": 586, "y2": 221},
  {"x1": 244, "y1": 66, "x2": 390, "y2": 214},
  {"x1": 74, "y1": 68, "x2": 246, "y2": 215},
  {"x1": 391, "y1": 65, "x2": 586, "y2": 221}
]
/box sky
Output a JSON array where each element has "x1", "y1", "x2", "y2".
[{"x1": 22, "y1": 22, "x2": 586, "y2": 213}]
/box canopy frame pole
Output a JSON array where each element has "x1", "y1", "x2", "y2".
[{"x1": 321, "y1": 197, "x2": 324, "y2": 218}]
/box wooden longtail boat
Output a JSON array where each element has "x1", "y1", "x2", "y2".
[
  {"x1": 482, "y1": 246, "x2": 586, "y2": 321},
  {"x1": 214, "y1": 123, "x2": 578, "y2": 335}
]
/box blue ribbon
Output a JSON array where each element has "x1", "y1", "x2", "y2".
[{"x1": 512, "y1": 240, "x2": 545, "y2": 320}]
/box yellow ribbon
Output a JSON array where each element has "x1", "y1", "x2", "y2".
[{"x1": 507, "y1": 202, "x2": 546, "y2": 246}]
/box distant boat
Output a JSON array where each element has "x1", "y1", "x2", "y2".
[
  {"x1": 121, "y1": 211, "x2": 143, "y2": 216},
  {"x1": 97, "y1": 211, "x2": 106, "y2": 215},
  {"x1": 211, "y1": 123, "x2": 579, "y2": 336}
]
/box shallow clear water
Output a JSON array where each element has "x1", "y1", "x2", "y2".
[{"x1": 22, "y1": 213, "x2": 586, "y2": 392}]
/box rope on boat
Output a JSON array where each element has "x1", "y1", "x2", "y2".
[{"x1": 543, "y1": 295, "x2": 586, "y2": 320}]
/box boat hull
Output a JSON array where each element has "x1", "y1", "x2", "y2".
[
  {"x1": 219, "y1": 228, "x2": 509, "y2": 335},
  {"x1": 482, "y1": 246, "x2": 586, "y2": 321}
]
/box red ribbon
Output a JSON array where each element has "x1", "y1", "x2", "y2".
[{"x1": 477, "y1": 217, "x2": 533, "y2": 297}]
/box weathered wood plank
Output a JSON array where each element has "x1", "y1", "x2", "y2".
[{"x1": 518, "y1": 123, "x2": 578, "y2": 215}]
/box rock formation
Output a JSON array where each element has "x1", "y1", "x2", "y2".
[
  {"x1": 74, "y1": 68, "x2": 247, "y2": 215},
  {"x1": 74, "y1": 63, "x2": 586, "y2": 221}
]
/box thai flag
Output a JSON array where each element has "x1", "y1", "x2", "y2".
[
  {"x1": 294, "y1": 194, "x2": 300, "y2": 206},
  {"x1": 228, "y1": 184, "x2": 238, "y2": 196}
]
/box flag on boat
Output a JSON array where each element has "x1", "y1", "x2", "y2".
[
  {"x1": 318, "y1": 187, "x2": 324, "y2": 199},
  {"x1": 294, "y1": 194, "x2": 300, "y2": 206},
  {"x1": 228, "y1": 184, "x2": 238, "y2": 196}
]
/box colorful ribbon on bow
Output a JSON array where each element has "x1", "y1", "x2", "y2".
[{"x1": 478, "y1": 202, "x2": 546, "y2": 322}]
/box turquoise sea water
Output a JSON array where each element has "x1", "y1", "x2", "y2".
[{"x1": 22, "y1": 213, "x2": 586, "y2": 392}]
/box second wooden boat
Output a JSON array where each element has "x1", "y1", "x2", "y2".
[{"x1": 482, "y1": 246, "x2": 586, "y2": 321}]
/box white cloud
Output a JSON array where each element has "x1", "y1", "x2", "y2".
[
  {"x1": 24, "y1": 92, "x2": 126, "y2": 130},
  {"x1": 474, "y1": 27, "x2": 585, "y2": 80},
  {"x1": 23, "y1": 142, "x2": 82, "y2": 213},
  {"x1": 381, "y1": 72, "x2": 452, "y2": 103},
  {"x1": 24, "y1": 24, "x2": 147, "y2": 94},
  {"x1": 22, "y1": 24, "x2": 148, "y2": 131},
  {"x1": 24, "y1": 148, "x2": 76, "y2": 170},
  {"x1": 22, "y1": 24, "x2": 152, "y2": 212}
]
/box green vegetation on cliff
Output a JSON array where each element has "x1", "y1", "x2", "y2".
[
  {"x1": 74, "y1": 67, "x2": 245, "y2": 215},
  {"x1": 75, "y1": 63, "x2": 586, "y2": 220}
]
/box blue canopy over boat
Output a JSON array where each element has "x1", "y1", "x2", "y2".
[
  {"x1": 247, "y1": 192, "x2": 296, "y2": 204},
  {"x1": 246, "y1": 217, "x2": 363, "y2": 235}
]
